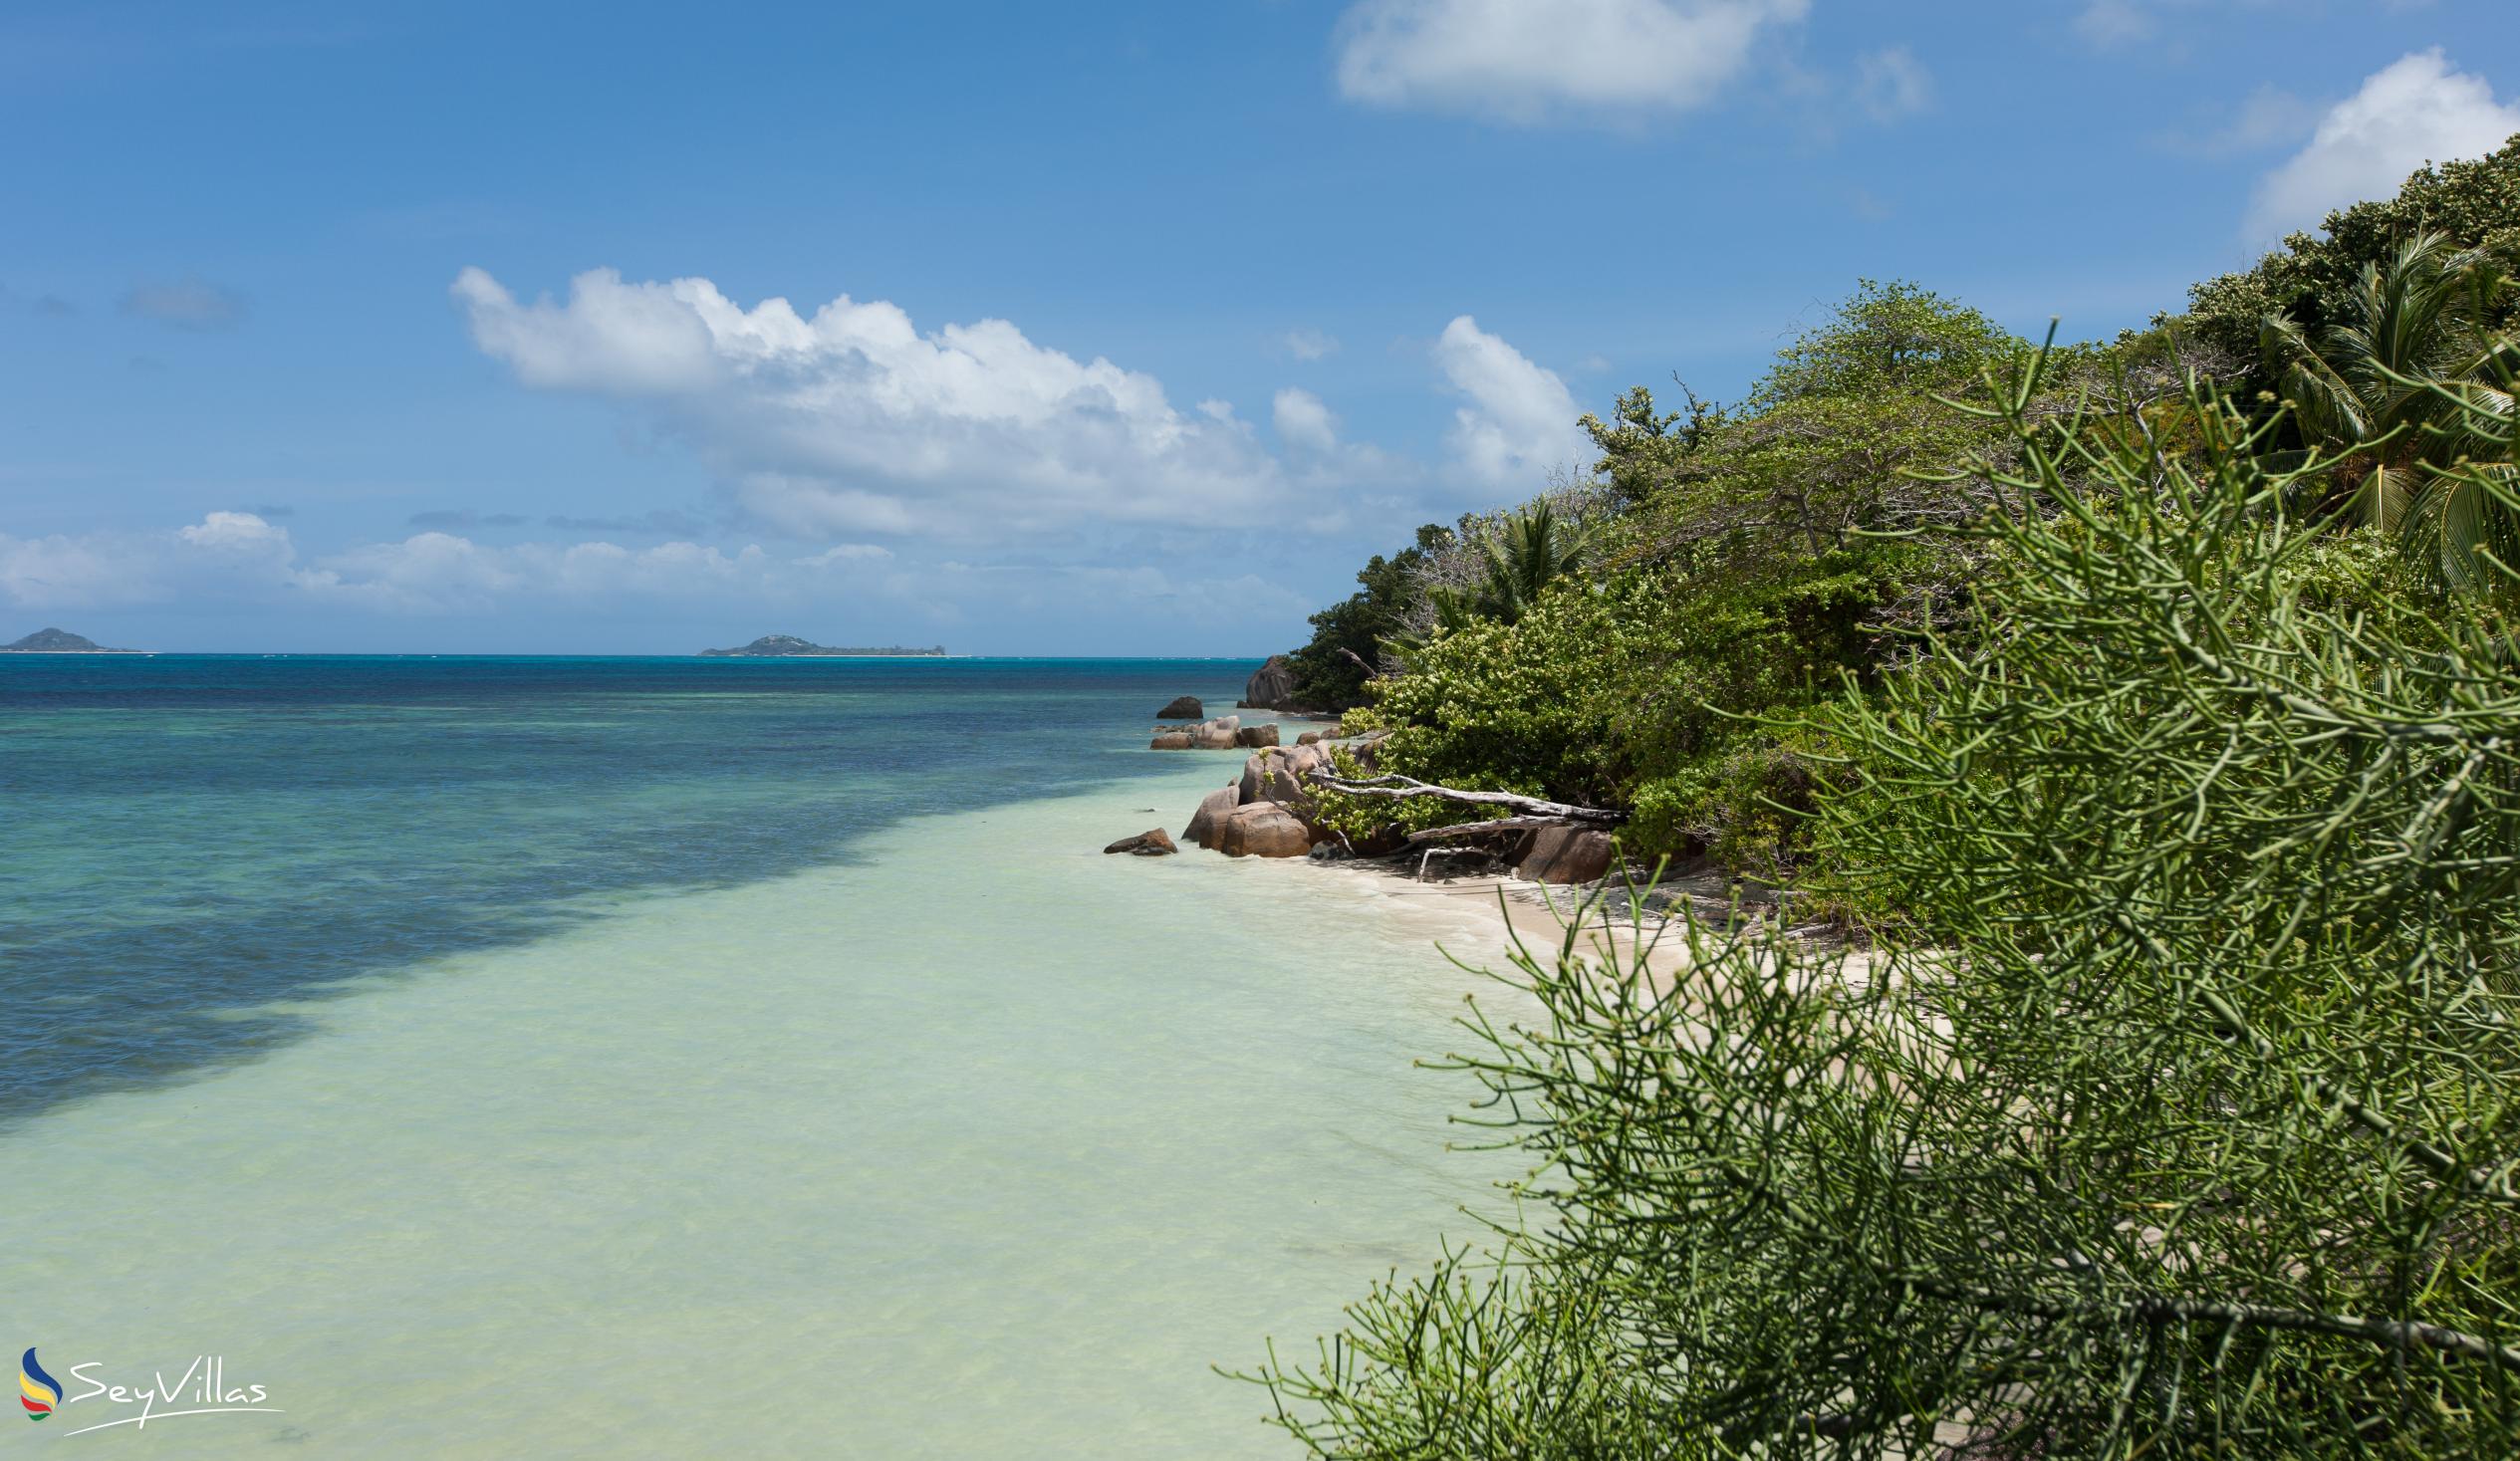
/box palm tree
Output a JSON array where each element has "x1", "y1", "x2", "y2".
[
  {"x1": 1388, "y1": 501, "x2": 1595, "y2": 655},
  {"x1": 2262, "y1": 231, "x2": 2520, "y2": 587}
]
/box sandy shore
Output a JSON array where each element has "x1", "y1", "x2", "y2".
[{"x1": 1260, "y1": 850, "x2": 1801, "y2": 989}]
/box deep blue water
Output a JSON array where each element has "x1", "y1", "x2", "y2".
[{"x1": 0, "y1": 655, "x2": 1260, "y2": 1126}]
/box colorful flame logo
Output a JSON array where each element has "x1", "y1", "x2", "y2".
[{"x1": 20, "y1": 1348, "x2": 61, "y2": 1421}]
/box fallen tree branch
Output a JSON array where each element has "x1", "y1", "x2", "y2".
[
  {"x1": 1308, "y1": 771, "x2": 1627, "y2": 826},
  {"x1": 1404, "y1": 816, "x2": 1582, "y2": 847}
]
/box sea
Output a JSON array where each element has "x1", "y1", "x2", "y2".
[{"x1": 0, "y1": 655, "x2": 1523, "y2": 1457}]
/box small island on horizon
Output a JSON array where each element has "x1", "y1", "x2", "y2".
[
  {"x1": 699, "y1": 634, "x2": 945, "y2": 658},
  {"x1": 4, "y1": 626, "x2": 137, "y2": 653}
]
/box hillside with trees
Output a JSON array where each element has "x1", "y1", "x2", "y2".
[{"x1": 1248, "y1": 139, "x2": 2520, "y2": 1455}]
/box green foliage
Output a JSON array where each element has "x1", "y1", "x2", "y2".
[
  {"x1": 1284, "y1": 522, "x2": 1456, "y2": 711},
  {"x1": 1307, "y1": 742, "x2": 1487, "y2": 844},
  {"x1": 1367, "y1": 579, "x2": 1647, "y2": 808},
  {"x1": 1250, "y1": 366, "x2": 2520, "y2": 1458},
  {"x1": 1627, "y1": 731, "x2": 1845, "y2": 881},
  {"x1": 1298, "y1": 281, "x2": 2027, "y2": 873},
  {"x1": 1358, "y1": 554, "x2": 1901, "y2": 867},
  {"x1": 1626, "y1": 390, "x2": 2004, "y2": 580},
  {"x1": 2260, "y1": 231, "x2": 2520, "y2": 585},
  {"x1": 1753, "y1": 278, "x2": 2025, "y2": 406},
  {"x1": 1581, "y1": 379, "x2": 1723, "y2": 508},
  {"x1": 2178, "y1": 133, "x2": 2520, "y2": 377},
  {"x1": 1408, "y1": 501, "x2": 1596, "y2": 643}
]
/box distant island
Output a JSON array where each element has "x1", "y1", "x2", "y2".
[
  {"x1": 4, "y1": 626, "x2": 136, "y2": 653},
  {"x1": 698, "y1": 634, "x2": 945, "y2": 657}
]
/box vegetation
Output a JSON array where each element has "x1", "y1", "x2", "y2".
[
  {"x1": 1253, "y1": 136, "x2": 2520, "y2": 1454},
  {"x1": 2260, "y1": 231, "x2": 2519, "y2": 586},
  {"x1": 2180, "y1": 136, "x2": 2520, "y2": 382}
]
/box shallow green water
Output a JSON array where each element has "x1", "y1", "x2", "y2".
[{"x1": 1, "y1": 659, "x2": 1519, "y2": 1456}]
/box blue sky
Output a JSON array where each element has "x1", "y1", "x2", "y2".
[{"x1": 4, "y1": 0, "x2": 2517, "y2": 654}]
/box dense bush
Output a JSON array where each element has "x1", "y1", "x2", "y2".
[
  {"x1": 2177, "y1": 134, "x2": 2520, "y2": 380},
  {"x1": 1251, "y1": 369, "x2": 2520, "y2": 1458}
]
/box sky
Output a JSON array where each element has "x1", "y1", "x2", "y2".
[{"x1": 4, "y1": 0, "x2": 2518, "y2": 655}]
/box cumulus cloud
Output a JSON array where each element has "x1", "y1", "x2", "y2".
[
  {"x1": 119, "y1": 276, "x2": 249, "y2": 331},
  {"x1": 2247, "y1": 50, "x2": 2520, "y2": 242},
  {"x1": 451, "y1": 267, "x2": 1294, "y2": 538},
  {"x1": 1431, "y1": 317, "x2": 1590, "y2": 490},
  {"x1": 1272, "y1": 387, "x2": 1342, "y2": 454},
  {"x1": 1854, "y1": 46, "x2": 1933, "y2": 122},
  {"x1": 1281, "y1": 327, "x2": 1342, "y2": 361},
  {"x1": 1332, "y1": 0, "x2": 1808, "y2": 123}
]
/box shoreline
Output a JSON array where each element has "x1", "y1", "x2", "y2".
[{"x1": 1132, "y1": 711, "x2": 1806, "y2": 988}]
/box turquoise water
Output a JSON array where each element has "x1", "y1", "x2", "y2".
[{"x1": 0, "y1": 657, "x2": 1517, "y2": 1456}]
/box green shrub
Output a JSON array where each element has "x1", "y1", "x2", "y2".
[{"x1": 1250, "y1": 364, "x2": 2520, "y2": 1459}]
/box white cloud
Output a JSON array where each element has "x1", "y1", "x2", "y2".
[
  {"x1": 1333, "y1": 0, "x2": 1808, "y2": 124},
  {"x1": 0, "y1": 530, "x2": 145, "y2": 609},
  {"x1": 1281, "y1": 327, "x2": 1341, "y2": 361},
  {"x1": 796, "y1": 543, "x2": 893, "y2": 567},
  {"x1": 2072, "y1": 0, "x2": 2154, "y2": 49},
  {"x1": 1854, "y1": 46, "x2": 1932, "y2": 122},
  {"x1": 1865, "y1": 44, "x2": 1935, "y2": 122},
  {"x1": 1431, "y1": 316, "x2": 1590, "y2": 490},
  {"x1": 1272, "y1": 386, "x2": 1341, "y2": 454},
  {"x1": 178, "y1": 509, "x2": 295, "y2": 555},
  {"x1": 2248, "y1": 50, "x2": 2520, "y2": 242},
  {"x1": 0, "y1": 512, "x2": 850, "y2": 616},
  {"x1": 452, "y1": 266, "x2": 1294, "y2": 538}
]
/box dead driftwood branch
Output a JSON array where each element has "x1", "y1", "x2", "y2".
[
  {"x1": 1308, "y1": 771, "x2": 1627, "y2": 826},
  {"x1": 1403, "y1": 816, "x2": 1577, "y2": 847}
]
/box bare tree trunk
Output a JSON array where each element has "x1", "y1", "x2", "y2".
[{"x1": 1308, "y1": 771, "x2": 1626, "y2": 825}]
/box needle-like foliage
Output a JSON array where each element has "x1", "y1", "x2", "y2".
[{"x1": 1244, "y1": 359, "x2": 2520, "y2": 1457}]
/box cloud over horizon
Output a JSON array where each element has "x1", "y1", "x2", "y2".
[{"x1": 0, "y1": 511, "x2": 871, "y2": 616}]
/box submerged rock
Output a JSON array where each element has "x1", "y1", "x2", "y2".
[
  {"x1": 1104, "y1": 829, "x2": 1179, "y2": 856},
  {"x1": 1157, "y1": 695, "x2": 1202, "y2": 719}
]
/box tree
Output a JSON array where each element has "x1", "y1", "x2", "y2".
[
  {"x1": 2176, "y1": 134, "x2": 2520, "y2": 379},
  {"x1": 2261, "y1": 230, "x2": 2520, "y2": 585},
  {"x1": 1753, "y1": 278, "x2": 2023, "y2": 406},
  {"x1": 1423, "y1": 501, "x2": 1595, "y2": 632},
  {"x1": 1581, "y1": 379, "x2": 1723, "y2": 507},
  {"x1": 1249, "y1": 366, "x2": 2520, "y2": 1459},
  {"x1": 1283, "y1": 523, "x2": 1455, "y2": 711}
]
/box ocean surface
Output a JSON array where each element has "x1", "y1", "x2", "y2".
[{"x1": 0, "y1": 656, "x2": 1521, "y2": 1456}]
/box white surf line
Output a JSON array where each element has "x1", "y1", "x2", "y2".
[{"x1": 61, "y1": 1406, "x2": 286, "y2": 1437}]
